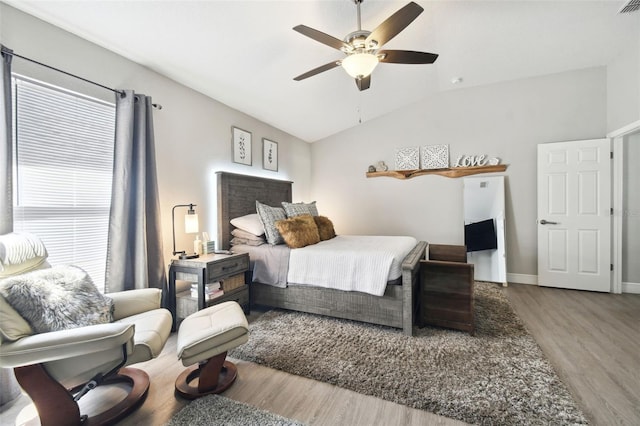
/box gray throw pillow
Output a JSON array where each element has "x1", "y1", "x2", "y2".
[
  {"x1": 0, "y1": 265, "x2": 114, "y2": 333},
  {"x1": 256, "y1": 200, "x2": 286, "y2": 245},
  {"x1": 282, "y1": 201, "x2": 318, "y2": 218}
]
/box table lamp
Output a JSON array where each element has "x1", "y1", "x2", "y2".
[{"x1": 172, "y1": 203, "x2": 199, "y2": 259}]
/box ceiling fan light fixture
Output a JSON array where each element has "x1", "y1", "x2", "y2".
[{"x1": 342, "y1": 52, "x2": 379, "y2": 79}]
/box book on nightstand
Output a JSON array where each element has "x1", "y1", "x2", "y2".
[{"x1": 190, "y1": 282, "x2": 224, "y2": 300}]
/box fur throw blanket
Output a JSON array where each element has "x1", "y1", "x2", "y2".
[{"x1": 0, "y1": 265, "x2": 114, "y2": 333}]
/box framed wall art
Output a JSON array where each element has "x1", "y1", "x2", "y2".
[
  {"x1": 232, "y1": 126, "x2": 252, "y2": 166},
  {"x1": 262, "y1": 138, "x2": 278, "y2": 172}
]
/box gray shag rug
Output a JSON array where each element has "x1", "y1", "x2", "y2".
[
  {"x1": 166, "y1": 394, "x2": 305, "y2": 426},
  {"x1": 229, "y1": 282, "x2": 588, "y2": 425}
]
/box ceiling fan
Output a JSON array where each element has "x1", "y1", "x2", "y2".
[{"x1": 293, "y1": 0, "x2": 438, "y2": 91}]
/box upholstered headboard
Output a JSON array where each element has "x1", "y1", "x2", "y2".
[{"x1": 216, "y1": 172, "x2": 293, "y2": 250}]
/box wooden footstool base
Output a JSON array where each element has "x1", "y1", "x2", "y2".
[
  {"x1": 175, "y1": 353, "x2": 238, "y2": 399},
  {"x1": 175, "y1": 302, "x2": 249, "y2": 400}
]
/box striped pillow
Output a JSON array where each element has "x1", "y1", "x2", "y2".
[
  {"x1": 282, "y1": 201, "x2": 318, "y2": 218},
  {"x1": 256, "y1": 201, "x2": 286, "y2": 245}
]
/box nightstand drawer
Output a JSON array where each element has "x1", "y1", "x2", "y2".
[{"x1": 207, "y1": 255, "x2": 249, "y2": 280}]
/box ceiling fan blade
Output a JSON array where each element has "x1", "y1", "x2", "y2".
[
  {"x1": 356, "y1": 75, "x2": 371, "y2": 91},
  {"x1": 294, "y1": 60, "x2": 341, "y2": 81},
  {"x1": 293, "y1": 25, "x2": 349, "y2": 51},
  {"x1": 378, "y1": 50, "x2": 438, "y2": 64},
  {"x1": 365, "y1": 2, "x2": 424, "y2": 48}
]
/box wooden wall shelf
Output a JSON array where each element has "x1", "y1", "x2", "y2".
[{"x1": 365, "y1": 164, "x2": 507, "y2": 180}]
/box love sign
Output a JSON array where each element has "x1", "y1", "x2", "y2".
[
  {"x1": 453, "y1": 155, "x2": 500, "y2": 167},
  {"x1": 454, "y1": 155, "x2": 486, "y2": 167}
]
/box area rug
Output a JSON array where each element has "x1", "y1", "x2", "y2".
[
  {"x1": 165, "y1": 394, "x2": 305, "y2": 426},
  {"x1": 229, "y1": 282, "x2": 588, "y2": 425}
]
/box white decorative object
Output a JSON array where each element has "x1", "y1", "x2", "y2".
[
  {"x1": 420, "y1": 145, "x2": 449, "y2": 169},
  {"x1": 395, "y1": 147, "x2": 419, "y2": 170},
  {"x1": 376, "y1": 161, "x2": 388, "y2": 171},
  {"x1": 489, "y1": 157, "x2": 501, "y2": 166},
  {"x1": 454, "y1": 154, "x2": 488, "y2": 167}
]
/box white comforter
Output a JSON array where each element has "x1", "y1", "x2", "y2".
[{"x1": 287, "y1": 235, "x2": 417, "y2": 296}]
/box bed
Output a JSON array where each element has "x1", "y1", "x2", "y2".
[{"x1": 216, "y1": 171, "x2": 427, "y2": 335}]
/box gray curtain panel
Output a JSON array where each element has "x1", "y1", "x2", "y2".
[
  {"x1": 0, "y1": 45, "x2": 13, "y2": 235},
  {"x1": 0, "y1": 45, "x2": 21, "y2": 409},
  {"x1": 105, "y1": 90, "x2": 166, "y2": 292}
]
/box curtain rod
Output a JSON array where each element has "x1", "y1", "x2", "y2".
[{"x1": 2, "y1": 48, "x2": 162, "y2": 109}]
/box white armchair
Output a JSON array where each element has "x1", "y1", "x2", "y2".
[{"x1": 0, "y1": 234, "x2": 172, "y2": 426}]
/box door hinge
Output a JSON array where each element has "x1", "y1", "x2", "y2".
[
  {"x1": 610, "y1": 151, "x2": 613, "y2": 159},
  {"x1": 611, "y1": 264, "x2": 614, "y2": 271},
  {"x1": 611, "y1": 207, "x2": 614, "y2": 215}
]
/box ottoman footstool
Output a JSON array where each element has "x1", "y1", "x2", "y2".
[{"x1": 175, "y1": 301, "x2": 249, "y2": 399}]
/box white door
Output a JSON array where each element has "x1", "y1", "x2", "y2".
[{"x1": 537, "y1": 139, "x2": 611, "y2": 292}]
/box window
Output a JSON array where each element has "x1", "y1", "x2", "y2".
[{"x1": 12, "y1": 76, "x2": 115, "y2": 292}]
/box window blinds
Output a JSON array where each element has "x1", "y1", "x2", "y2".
[{"x1": 12, "y1": 76, "x2": 115, "y2": 292}]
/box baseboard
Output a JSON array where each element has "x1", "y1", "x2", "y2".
[
  {"x1": 506, "y1": 273, "x2": 538, "y2": 285},
  {"x1": 622, "y1": 282, "x2": 640, "y2": 294},
  {"x1": 504, "y1": 275, "x2": 639, "y2": 293}
]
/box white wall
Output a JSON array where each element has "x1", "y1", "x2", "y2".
[
  {"x1": 606, "y1": 32, "x2": 640, "y2": 133},
  {"x1": 606, "y1": 23, "x2": 640, "y2": 291},
  {"x1": 0, "y1": 4, "x2": 312, "y2": 267},
  {"x1": 311, "y1": 68, "x2": 607, "y2": 277},
  {"x1": 623, "y1": 133, "x2": 640, "y2": 285}
]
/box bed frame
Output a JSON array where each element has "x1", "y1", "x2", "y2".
[{"x1": 216, "y1": 171, "x2": 427, "y2": 335}]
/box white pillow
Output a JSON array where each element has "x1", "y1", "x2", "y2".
[
  {"x1": 230, "y1": 214, "x2": 265, "y2": 236},
  {"x1": 231, "y1": 228, "x2": 266, "y2": 242}
]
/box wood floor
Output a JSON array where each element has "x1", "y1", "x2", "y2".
[
  {"x1": 1, "y1": 283, "x2": 638, "y2": 425},
  {"x1": 505, "y1": 284, "x2": 640, "y2": 426}
]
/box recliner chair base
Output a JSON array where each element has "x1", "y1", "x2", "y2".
[{"x1": 14, "y1": 364, "x2": 149, "y2": 426}]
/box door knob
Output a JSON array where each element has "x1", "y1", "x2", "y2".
[{"x1": 540, "y1": 219, "x2": 558, "y2": 225}]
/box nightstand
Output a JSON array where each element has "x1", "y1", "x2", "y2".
[{"x1": 167, "y1": 252, "x2": 250, "y2": 331}]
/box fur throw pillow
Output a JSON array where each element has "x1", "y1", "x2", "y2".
[
  {"x1": 313, "y1": 216, "x2": 336, "y2": 241},
  {"x1": 0, "y1": 265, "x2": 114, "y2": 333},
  {"x1": 275, "y1": 215, "x2": 320, "y2": 249}
]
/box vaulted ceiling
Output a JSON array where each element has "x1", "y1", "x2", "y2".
[{"x1": 5, "y1": 0, "x2": 639, "y2": 142}]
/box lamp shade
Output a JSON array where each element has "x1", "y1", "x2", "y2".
[
  {"x1": 172, "y1": 203, "x2": 200, "y2": 259},
  {"x1": 342, "y1": 53, "x2": 379, "y2": 79},
  {"x1": 184, "y1": 213, "x2": 199, "y2": 234}
]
